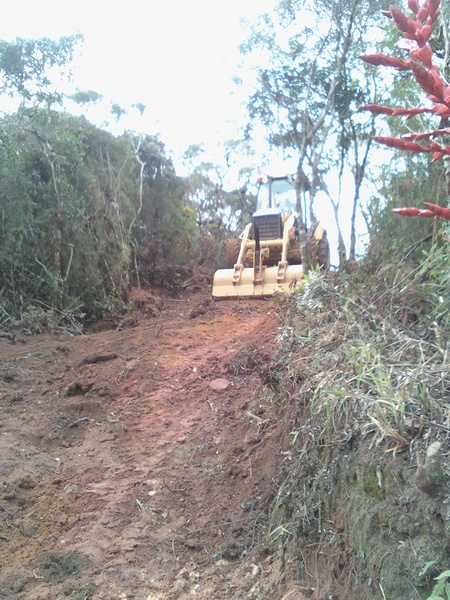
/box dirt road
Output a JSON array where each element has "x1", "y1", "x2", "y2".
[{"x1": 0, "y1": 287, "x2": 295, "y2": 599}]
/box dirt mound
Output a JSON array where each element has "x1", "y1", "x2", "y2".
[{"x1": 0, "y1": 287, "x2": 293, "y2": 599}]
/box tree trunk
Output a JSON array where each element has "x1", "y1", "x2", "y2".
[{"x1": 295, "y1": 165, "x2": 311, "y2": 272}]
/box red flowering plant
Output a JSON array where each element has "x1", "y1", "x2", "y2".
[{"x1": 359, "y1": 0, "x2": 450, "y2": 221}]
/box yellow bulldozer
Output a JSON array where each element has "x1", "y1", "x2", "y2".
[{"x1": 212, "y1": 175, "x2": 329, "y2": 299}]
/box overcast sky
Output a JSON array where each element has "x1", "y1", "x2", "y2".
[{"x1": 0, "y1": 0, "x2": 280, "y2": 173}]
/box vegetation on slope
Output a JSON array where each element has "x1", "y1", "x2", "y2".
[
  {"x1": 263, "y1": 242, "x2": 449, "y2": 598},
  {"x1": 259, "y1": 1, "x2": 450, "y2": 595}
]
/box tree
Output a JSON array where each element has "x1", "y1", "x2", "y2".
[
  {"x1": 183, "y1": 142, "x2": 256, "y2": 233},
  {"x1": 241, "y1": 0, "x2": 384, "y2": 268},
  {"x1": 130, "y1": 135, "x2": 199, "y2": 289},
  {"x1": 0, "y1": 111, "x2": 133, "y2": 320},
  {"x1": 70, "y1": 89, "x2": 103, "y2": 106},
  {"x1": 0, "y1": 35, "x2": 86, "y2": 303},
  {"x1": 0, "y1": 35, "x2": 83, "y2": 106}
]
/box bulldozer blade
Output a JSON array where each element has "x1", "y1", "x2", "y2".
[{"x1": 212, "y1": 265, "x2": 303, "y2": 299}]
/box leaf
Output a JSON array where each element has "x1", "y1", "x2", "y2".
[
  {"x1": 392, "y1": 207, "x2": 433, "y2": 217},
  {"x1": 391, "y1": 107, "x2": 432, "y2": 117},
  {"x1": 420, "y1": 24, "x2": 433, "y2": 44},
  {"x1": 359, "y1": 104, "x2": 394, "y2": 115},
  {"x1": 431, "y1": 151, "x2": 446, "y2": 162},
  {"x1": 411, "y1": 44, "x2": 433, "y2": 66},
  {"x1": 410, "y1": 60, "x2": 443, "y2": 97},
  {"x1": 417, "y1": 7, "x2": 429, "y2": 23},
  {"x1": 359, "y1": 103, "x2": 429, "y2": 119},
  {"x1": 423, "y1": 203, "x2": 450, "y2": 220},
  {"x1": 432, "y1": 104, "x2": 450, "y2": 116},
  {"x1": 428, "y1": 0, "x2": 441, "y2": 19},
  {"x1": 359, "y1": 53, "x2": 410, "y2": 71},
  {"x1": 419, "y1": 560, "x2": 437, "y2": 577},
  {"x1": 392, "y1": 207, "x2": 422, "y2": 216},
  {"x1": 373, "y1": 136, "x2": 430, "y2": 153},
  {"x1": 408, "y1": 0, "x2": 419, "y2": 14},
  {"x1": 403, "y1": 128, "x2": 450, "y2": 141},
  {"x1": 435, "y1": 570, "x2": 450, "y2": 581},
  {"x1": 390, "y1": 5, "x2": 418, "y2": 37}
]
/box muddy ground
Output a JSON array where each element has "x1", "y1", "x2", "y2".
[{"x1": 0, "y1": 286, "x2": 306, "y2": 599}]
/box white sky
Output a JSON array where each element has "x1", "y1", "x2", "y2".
[{"x1": 0, "y1": 0, "x2": 279, "y2": 174}]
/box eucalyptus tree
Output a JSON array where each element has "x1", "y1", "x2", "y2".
[{"x1": 241, "y1": 0, "x2": 384, "y2": 268}]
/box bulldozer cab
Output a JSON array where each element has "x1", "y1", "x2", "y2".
[{"x1": 255, "y1": 175, "x2": 296, "y2": 214}]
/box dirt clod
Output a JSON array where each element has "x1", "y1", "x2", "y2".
[{"x1": 208, "y1": 377, "x2": 232, "y2": 393}]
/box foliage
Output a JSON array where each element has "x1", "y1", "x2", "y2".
[
  {"x1": 0, "y1": 35, "x2": 83, "y2": 105},
  {"x1": 181, "y1": 142, "x2": 257, "y2": 269},
  {"x1": 422, "y1": 562, "x2": 450, "y2": 599},
  {"x1": 366, "y1": 155, "x2": 443, "y2": 263},
  {"x1": 0, "y1": 110, "x2": 129, "y2": 321},
  {"x1": 417, "y1": 225, "x2": 450, "y2": 328},
  {"x1": 360, "y1": 0, "x2": 450, "y2": 182},
  {"x1": 0, "y1": 109, "x2": 199, "y2": 323},
  {"x1": 361, "y1": 3, "x2": 450, "y2": 262},
  {"x1": 183, "y1": 141, "x2": 256, "y2": 235},
  {"x1": 0, "y1": 31, "x2": 208, "y2": 324},
  {"x1": 360, "y1": 0, "x2": 446, "y2": 151},
  {"x1": 259, "y1": 5, "x2": 450, "y2": 587},
  {"x1": 264, "y1": 264, "x2": 450, "y2": 597},
  {"x1": 294, "y1": 266, "x2": 330, "y2": 310},
  {"x1": 360, "y1": 0, "x2": 450, "y2": 340},
  {"x1": 70, "y1": 89, "x2": 103, "y2": 106}
]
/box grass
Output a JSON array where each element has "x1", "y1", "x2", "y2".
[
  {"x1": 261, "y1": 264, "x2": 450, "y2": 597},
  {"x1": 291, "y1": 282, "x2": 449, "y2": 454}
]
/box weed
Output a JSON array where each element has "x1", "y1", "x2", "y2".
[
  {"x1": 9, "y1": 303, "x2": 85, "y2": 335},
  {"x1": 266, "y1": 264, "x2": 450, "y2": 596},
  {"x1": 290, "y1": 429, "x2": 300, "y2": 445},
  {"x1": 421, "y1": 562, "x2": 450, "y2": 600},
  {"x1": 295, "y1": 267, "x2": 330, "y2": 311},
  {"x1": 226, "y1": 343, "x2": 268, "y2": 376}
]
